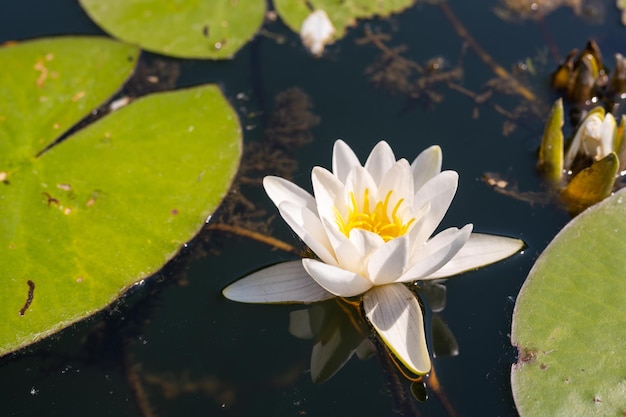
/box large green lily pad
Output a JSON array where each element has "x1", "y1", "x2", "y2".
[
  {"x1": 274, "y1": 0, "x2": 415, "y2": 38},
  {"x1": 0, "y1": 37, "x2": 241, "y2": 356},
  {"x1": 511, "y1": 189, "x2": 626, "y2": 416},
  {"x1": 79, "y1": 0, "x2": 266, "y2": 59}
]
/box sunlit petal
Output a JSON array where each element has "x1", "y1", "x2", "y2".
[
  {"x1": 363, "y1": 284, "x2": 431, "y2": 375},
  {"x1": 411, "y1": 145, "x2": 442, "y2": 191},
  {"x1": 344, "y1": 166, "x2": 378, "y2": 210},
  {"x1": 364, "y1": 141, "x2": 396, "y2": 184},
  {"x1": 312, "y1": 166, "x2": 344, "y2": 223},
  {"x1": 278, "y1": 202, "x2": 337, "y2": 265},
  {"x1": 333, "y1": 139, "x2": 361, "y2": 182},
  {"x1": 426, "y1": 233, "x2": 524, "y2": 279},
  {"x1": 264, "y1": 176, "x2": 316, "y2": 213},
  {"x1": 411, "y1": 170, "x2": 458, "y2": 247},
  {"x1": 368, "y1": 236, "x2": 410, "y2": 285},
  {"x1": 378, "y1": 159, "x2": 414, "y2": 209},
  {"x1": 223, "y1": 260, "x2": 335, "y2": 303},
  {"x1": 303, "y1": 258, "x2": 373, "y2": 297},
  {"x1": 398, "y1": 224, "x2": 472, "y2": 282}
]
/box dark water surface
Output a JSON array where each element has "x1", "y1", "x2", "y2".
[{"x1": 0, "y1": 1, "x2": 621, "y2": 416}]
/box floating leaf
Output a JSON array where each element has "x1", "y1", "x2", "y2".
[
  {"x1": 274, "y1": 0, "x2": 414, "y2": 40},
  {"x1": 0, "y1": 37, "x2": 241, "y2": 356},
  {"x1": 511, "y1": 189, "x2": 626, "y2": 416},
  {"x1": 79, "y1": 0, "x2": 266, "y2": 59}
]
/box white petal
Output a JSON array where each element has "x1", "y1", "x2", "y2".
[
  {"x1": 411, "y1": 170, "x2": 458, "y2": 249},
  {"x1": 223, "y1": 260, "x2": 335, "y2": 303},
  {"x1": 311, "y1": 166, "x2": 344, "y2": 224},
  {"x1": 364, "y1": 141, "x2": 396, "y2": 184},
  {"x1": 377, "y1": 159, "x2": 414, "y2": 210},
  {"x1": 348, "y1": 228, "x2": 385, "y2": 259},
  {"x1": 411, "y1": 145, "x2": 442, "y2": 191},
  {"x1": 601, "y1": 113, "x2": 617, "y2": 158},
  {"x1": 398, "y1": 224, "x2": 472, "y2": 282},
  {"x1": 344, "y1": 165, "x2": 378, "y2": 211},
  {"x1": 426, "y1": 233, "x2": 524, "y2": 279},
  {"x1": 264, "y1": 176, "x2": 317, "y2": 213},
  {"x1": 330, "y1": 226, "x2": 385, "y2": 276},
  {"x1": 363, "y1": 284, "x2": 431, "y2": 375},
  {"x1": 368, "y1": 236, "x2": 410, "y2": 285},
  {"x1": 278, "y1": 202, "x2": 337, "y2": 266},
  {"x1": 333, "y1": 139, "x2": 361, "y2": 183},
  {"x1": 303, "y1": 258, "x2": 373, "y2": 297}
]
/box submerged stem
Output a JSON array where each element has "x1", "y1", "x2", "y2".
[
  {"x1": 439, "y1": 2, "x2": 537, "y2": 102},
  {"x1": 207, "y1": 223, "x2": 299, "y2": 254}
]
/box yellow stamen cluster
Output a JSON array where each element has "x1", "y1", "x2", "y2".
[{"x1": 336, "y1": 188, "x2": 415, "y2": 242}]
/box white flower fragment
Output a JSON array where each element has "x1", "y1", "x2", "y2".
[
  {"x1": 300, "y1": 9, "x2": 335, "y2": 57},
  {"x1": 565, "y1": 109, "x2": 618, "y2": 166},
  {"x1": 224, "y1": 140, "x2": 524, "y2": 375}
]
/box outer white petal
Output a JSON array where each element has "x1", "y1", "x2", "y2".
[
  {"x1": 223, "y1": 260, "x2": 335, "y2": 303},
  {"x1": 368, "y1": 236, "x2": 410, "y2": 285},
  {"x1": 311, "y1": 166, "x2": 344, "y2": 224},
  {"x1": 411, "y1": 170, "x2": 458, "y2": 249},
  {"x1": 411, "y1": 145, "x2": 443, "y2": 193},
  {"x1": 364, "y1": 141, "x2": 396, "y2": 184},
  {"x1": 278, "y1": 201, "x2": 337, "y2": 266},
  {"x1": 426, "y1": 233, "x2": 524, "y2": 279},
  {"x1": 398, "y1": 224, "x2": 472, "y2": 282},
  {"x1": 363, "y1": 284, "x2": 431, "y2": 375},
  {"x1": 264, "y1": 176, "x2": 317, "y2": 213},
  {"x1": 411, "y1": 145, "x2": 442, "y2": 191},
  {"x1": 302, "y1": 258, "x2": 373, "y2": 297},
  {"x1": 333, "y1": 139, "x2": 361, "y2": 182}
]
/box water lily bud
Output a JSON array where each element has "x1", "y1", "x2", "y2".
[
  {"x1": 580, "y1": 113, "x2": 616, "y2": 161},
  {"x1": 300, "y1": 10, "x2": 335, "y2": 57}
]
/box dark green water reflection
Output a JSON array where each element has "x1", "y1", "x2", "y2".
[{"x1": 1, "y1": 1, "x2": 621, "y2": 416}]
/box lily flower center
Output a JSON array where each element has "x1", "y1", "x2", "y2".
[{"x1": 335, "y1": 188, "x2": 415, "y2": 242}]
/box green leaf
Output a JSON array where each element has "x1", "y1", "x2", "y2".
[
  {"x1": 511, "y1": 189, "x2": 626, "y2": 417},
  {"x1": 274, "y1": 0, "x2": 415, "y2": 39},
  {"x1": 0, "y1": 37, "x2": 241, "y2": 356},
  {"x1": 79, "y1": 0, "x2": 266, "y2": 59},
  {"x1": 537, "y1": 98, "x2": 564, "y2": 183}
]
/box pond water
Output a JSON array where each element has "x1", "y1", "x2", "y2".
[{"x1": 0, "y1": 1, "x2": 622, "y2": 416}]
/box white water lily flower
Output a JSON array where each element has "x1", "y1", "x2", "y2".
[
  {"x1": 300, "y1": 9, "x2": 335, "y2": 57},
  {"x1": 224, "y1": 140, "x2": 524, "y2": 375}
]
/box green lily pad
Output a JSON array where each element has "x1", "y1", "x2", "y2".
[
  {"x1": 0, "y1": 37, "x2": 241, "y2": 356},
  {"x1": 274, "y1": 0, "x2": 414, "y2": 39},
  {"x1": 511, "y1": 189, "x2": 626, "y2": 416},
  {"x1": 79, "y1": 0, "x2": 266, "y2": 59}
]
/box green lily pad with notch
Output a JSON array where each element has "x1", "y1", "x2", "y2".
[
  {"x1": 274, "y1": 0, "x2": 415, "y2": 39},
  {"x1": 79, "y1": 0, "x2": 266, "y2": 59},
  {"x1": 511, "y1": 188, "x2": 626, "y2": 416},
  {"x1": 0, "y1": 37, "x2": 241, "y2": 357}
]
